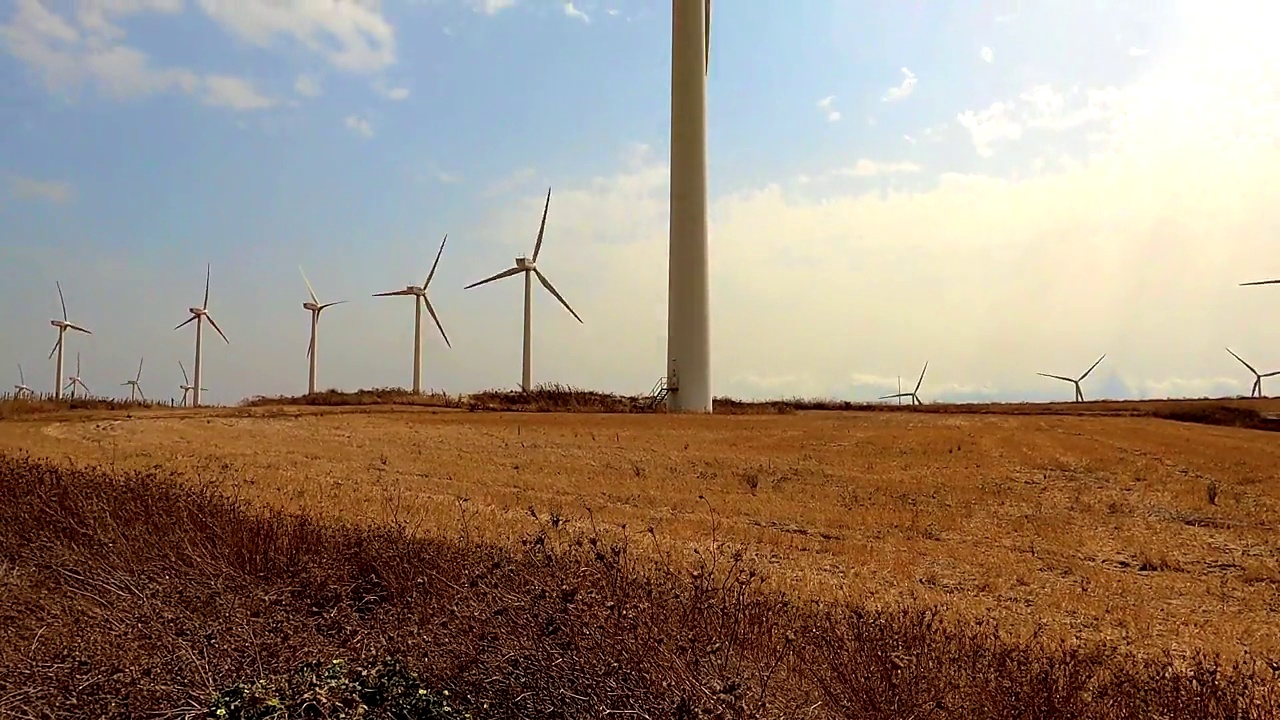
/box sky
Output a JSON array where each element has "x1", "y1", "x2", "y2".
[{"x1": 2, "y1": 0, "x2": 1279, "y2": 406}]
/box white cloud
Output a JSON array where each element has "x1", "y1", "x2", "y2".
[
  {"x1": 956, "y1": 101, "x2": 1023, "y2": 157},
  {"x1": 203, "y1": 75, "x2": 274, "y2": 109},
  {"x1": 882, "y1": 67, "x2": 917, "y2": 102},
  {"x1": 344, "y1": 113, "x2": 373, "y2": 138},
  {"x1": 7, "y1": 173, "x2": 73, "y2": 203},
  {"x1": 563, "y1": 1, "x2": 589, "y2": 22},
  {"x1": 980, "y1": 45, "x2": 994, "y2": 63},
  {"x1": 470, "y1": 0, "x2": 517, "y2": 15},
  {"x1": 294, "y1": 73, "x2": 321, "y2": 97},
  {"x1": 373, "y1": 79, "x2": 409, "y2": 100},
  {"x1": 437, "y1": 171, "x2": 460, "y2": 184},
  {"x1": 195, "y1": 0, "x2": 396, "y2": 73},
  {"x1": 816, "y1": 94, "x2": 840, "y2": 122},
  {"x1": 75, "y1": 0, "x2": 183, "y2": 41},
  {"x1": 833, "y1": 159, "x2": 922, "y2": 178},
  {"x1": 1129, "y1": 46, "x2": 1150, "y2": 57}
]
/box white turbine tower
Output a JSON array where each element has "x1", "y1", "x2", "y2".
[
  {"x1": 881, "y1": 362, "x2": 928, "y2": 405},
  {"x1": 666, "y1": 0, "x2": 714, "y2": 413},
  {"x1": 299, "y1": 267, "x2": 348, "y2": 395},
  {"x1": 464, "y1": 187, "x2": 583, "y2": 391},
  {"x1": 122, "y1": 357, "x2": 146, "y2": 401},
  {"x1": 13, "y1": 364, "x2": 33, "y2": 398},
  {"x1": 1225, "y1": 347, "x2": 1279, "y2": 398},
  {"x1": 173, "y1": 264, "x2": 229, "y2": 408},
  {"x1": 47, "y1": 281, "x2": 92, "y2": 400},
  {"x1": 373, "y1": 235, "x2": 451, "y2": 394},
  {"x1": 178, "y1": 361, "x2": 207, "y2": 407},
  {"x1": 64, "y1": 353, "x2": 90, "y2": 399},
  {"x1": 1038, "y1": 354, "x2": 1106, "y2": 403}
]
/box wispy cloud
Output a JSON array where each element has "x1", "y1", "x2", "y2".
[
  {"x1": 294, "y1": 74, "x2": 322, "y2": 98},
  {"x1": 344, "y1": 114, "x2": 373, "y2": 138},
  {"x1": 7, "y1": 174, "x2": 74, "y2": 204},
  {"x1": 373, "y1": 79, "x2": 409, "y2": 101},
  {"x1": 980, "y1": 45, "x2": 994, "y2": 63},
  {"x1": 816, "y1": 95, "x2": 841, "y2": 123},
  {"x1": 832, "y1": 159, "x2": 922, "y2": 178},
  {"x1": 1128, "y1": 46, "x2": 1150, "y2": 57},
  {"x1": 882, "y1": 67, "x2": 917, "y2": 102},
  {"x1": 563, "y1": 1, "x2": 589, "y2": 22}
]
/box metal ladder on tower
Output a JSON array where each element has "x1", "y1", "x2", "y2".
[{"x1": 648, "y1": 376, "x2": 670, "y2": 408}]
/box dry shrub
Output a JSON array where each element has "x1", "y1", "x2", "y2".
[
  {"x1": 0, "y1": 393, "x2": 165, "y2": 420},
  {"x1": 239, "y1": 387, "x2": 464, "y2": 409},
  {"x1": 0, "y1": 453, "x2": 1276, "y2": 719}
]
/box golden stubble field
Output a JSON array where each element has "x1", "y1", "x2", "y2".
[{"x1": 3, "y1": 404, "x2": 1279, "y2": 661}]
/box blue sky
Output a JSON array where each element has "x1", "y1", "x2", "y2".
[{"x1": 3, "y1": 0, "x2": 1279, "y2": 405}]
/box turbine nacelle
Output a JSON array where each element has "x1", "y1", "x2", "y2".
[
  {"x1": 188, "y1": 307, "x2": 207, "y2": 317},
  {"x1": 515, "y1": 257, "x2": 535, "y2": 271},
  {"x1": 50, "y1": 319, "x2": 67, "y2": 329},
  {"x1": 303, "y1": 301, "x2": 320, "y2": 311}
]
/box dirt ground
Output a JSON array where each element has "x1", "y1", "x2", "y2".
[{"x1": 3, "y1": 404, "x2": 1278, "y2": 662}]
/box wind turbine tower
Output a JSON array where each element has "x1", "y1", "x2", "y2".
[
  {"x1": 881, "y1": 362, "x2": 928, "y2": 406},
  {"x1": 1225, "y1": 347, "x2": 1279, "y2": 398},
  {"x1": 464, "y1": 187, "x2": 583, "y2": 391},
  {"x1": 666, "y1": 0, "x2": 713, "y2": 413},
  {"x1": 174, "y1": 264, "x2": 229, "y2": 408},
  {"x1": 1037, "y1": 354, "x2": 1106, "y2": 402},
  {"x1": 373, "y1": 235, "x2": 452, "y2": 394},
  {"x1": 299, "y1": 267, "x2": 348, "y2": 395},
  {"x1": 46, "y1": 281, "x2": 92, "y2": 400},
  {"x1": 122, "y1": 357, "x2": 146, "y2": 401}
]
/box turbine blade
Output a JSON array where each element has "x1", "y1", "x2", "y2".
[
  {"x1": 879, "y1": 392, "x2": 912, "y2": 400},
  {"x1": 914, "y1": 361, "x2": 928, "y2": 393},
  {"x1": 1239, "y1": 279, "x2": 1280, "y2": 286},
  {"x1": 1260, "y1": 370, "x2": 1280, "y2": 378},
  {"x1": 1226, "y1": 347, "x2": 1258, "y2": 374},
  {"x1": 373, "y1": 289, "x2": 413, "y2": 297},
  {"x1": 175, "y1": 315, "x2": 197, "y2": 331},
  {"x1": 300, "y1": 266, "x2": 319, "y2": 305},
  {"x1": 56, "y1": 280, "x2": 68, "y2": 320},
  {"x1": 1037, "y1": 372, "x2": 1076, "y2": 383},
  {"x1": 464, "y1": 266, "x2": 522, "y2": 290},
  {"x1": 534, "y1": 269, "x2": 583, "y2": 323},
  {"x1": 179, "y1": 361, "x2": 189, "y2": 385},
  {"x1": 137, "y1": 386, "x2": 145, "y2": 401},
  {"x1": 318, "y1": 300, "x2": 348, "y2": 311},
  {"x1": 1078, "y1": 354, "x2": 1106, "y2": 381},
  {"x1": 136, "y1": 356, "x2": 144, "y2": 383},
  {"x1": 307, "y1": 329, "x2": 314, "y2": 359},
  {"x1": 203, "y1": 263, "x2": 211, "y2": 309},
  {"x1": 206, "y1": 314, "x2": 230, "y2": 344},
  {"x1": 705, "y1": 0, "x2": 712, "y2": 74},
  {"x1": 531, "y1": 187, "x2": 552, "y2": 262},
  {"x1": 424, "y1": 234, "x2": 448, "y2": 288},
  {"x1": 17, "y1": 364, "x2": 24, "y2": 385},
  {"x1": 76, "y1": 353, "x2": 80, "y2": 375},
  {"x1": 422, "y1": 296, "x2": 451, "y2": 348},
  {"x1": 66, "y1": 323, "x2": 92, "y2": 335},
  {"x1": 48, "y1": 336, "x2": 61, "y2": 360}
]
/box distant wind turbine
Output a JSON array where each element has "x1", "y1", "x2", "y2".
[
  {"x1": 178, "y1": 361, "x2": 207, "y2": 407},
  {"x1": 464, "y1": 187, "x2": 583, "y2": 391},
  {"x1": 299, "y1": 267, "x2": 348, "y2": 395},
  {"x1": 47, "y1": 281, "x2": 92, "y2": 400},
  {"x1": 1225, "y1": 347, "x2": 1279, "y2": 398},
  {"x1": 122, "y1": 357, "x2": 146, "y2": 401},
  {"x1": 13, "y1": 364, "x2": 33, "y2": 398},
  {"x1": 64, "y1": 353, "x2": 90, "y2": 399},
  {"x1": 881, "y1": 362, "x2": 928, "y2": 405},
  {"x1": 1038, "y1": 354, "x2": 1106, "y2": 402},
  {"x1": 174, "y1": 264, "x2": 229, "y2": 408},
  {"x1": 373, "y1": 234, "x2": 451, "y2": 394}
]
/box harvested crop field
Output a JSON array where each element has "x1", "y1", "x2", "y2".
[{"x1": 3, "y1": 401, "x2": 1280, "y2": 663}]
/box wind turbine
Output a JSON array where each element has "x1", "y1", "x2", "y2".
[
  {"x1": 177, "y1": 361, "x2": 207, "y2": 407},
  {"x1": 881, "y1": 362, "x2": 928, "y2": 406},
  {"x1": 373, "y1": 235, "x2": 451, "y2": 394},
  {"x1": 299, "y1": 267, "x2": 348, "y2": 395},
  {"x1": 174, "y1": 264, "x2": 229, "y2": 408},
  {"x1": 47, "y1": 281, "x2": 92, "y2": 400},
  {"x1": 464, "y1": 187, "x2": 583, "y2": 391},
  {"x1": 1038, "y1": 354, "x2": 1106, "y2": 402},
  {"x1": 1225, "y1": 347, "x2": 1279, "y2": 398},
  {"x1": 13, "y1": 364, "x2": 33, "y2": 398},
  {"x1": 64, "y1": 353, "x2": 90, "y2": 400},
  {"x1": 666, "y1": 0, "x2": 713, "y2": 413},
  {"x1": 122, "y1": 357, "x2": 146, "y2": 401}
]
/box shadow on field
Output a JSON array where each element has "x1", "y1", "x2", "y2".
[{"x1": 1, "y1": 454, "x2": 1276, "y2": 718}]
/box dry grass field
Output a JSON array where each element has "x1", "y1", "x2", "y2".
[{"x1": 3, "y1": 393, "x2": 1279, "y2": 668}]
